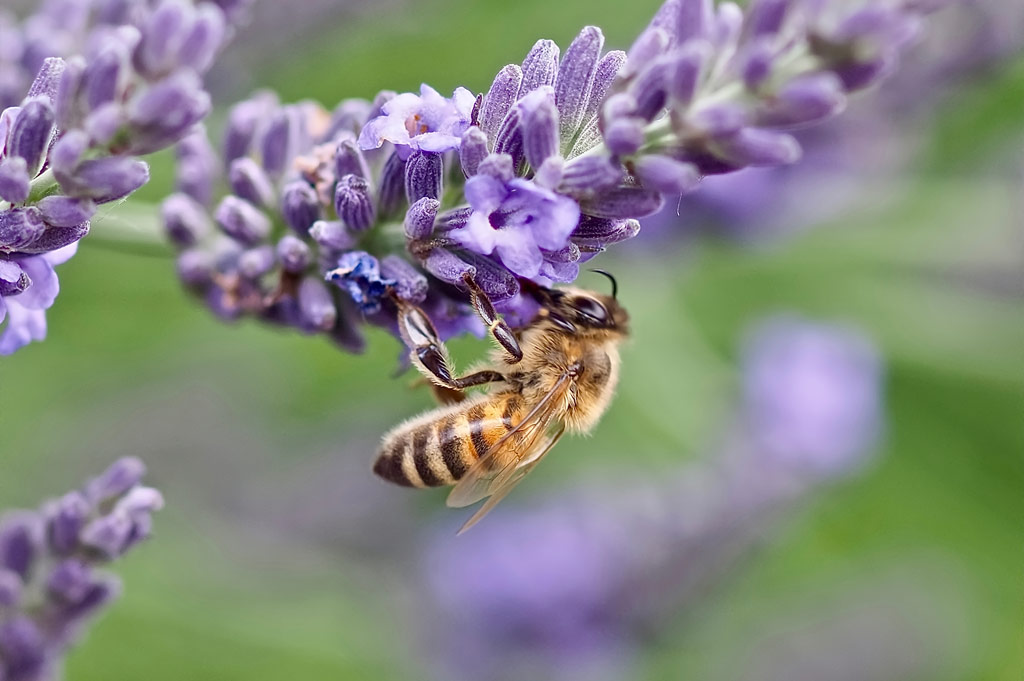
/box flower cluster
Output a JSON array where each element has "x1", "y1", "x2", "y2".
[
  {"x1": 165, "y1": 0, "x2": 939, "y2": 353},
  {"x1": 0, "y1": 457, "x2": 163, "y2": 681},
  {"x1": 420, "y1": 315, "x2": 883, "y2": 681},
  {"x1": 0, "y1": 0, "x2": 242, "y2": 355}
]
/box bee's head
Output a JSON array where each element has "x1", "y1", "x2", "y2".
[{"x1": 527, "y1": 271, "x2": 630, "y2": 335}]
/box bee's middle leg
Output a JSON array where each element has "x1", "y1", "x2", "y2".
[
  {"x1": 395, "y1": 298, "x2": 507, "y2": 399},
  {"x1": 460, "y1": 272, "x2": 523, "y2": 364}
]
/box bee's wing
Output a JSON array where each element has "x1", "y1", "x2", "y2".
[
  {"x1": 446, "y1": 371, "x2": 572, "y2": 516},
  {"x1": 454, "y1": 423, "x2": 565, "y2": 535}
]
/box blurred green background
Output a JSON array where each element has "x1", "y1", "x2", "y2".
[{"x1": 1, "y1": 0, "x2": 1023, "y2": 679}]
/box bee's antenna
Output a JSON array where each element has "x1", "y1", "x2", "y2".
[{"x1": 589, "y1": 269, "x2": 618, "y2": 299}]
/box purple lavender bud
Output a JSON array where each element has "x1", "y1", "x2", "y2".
[
  {"x1": 325, "y1": 99, "x2": 372, "y2": 139},
  {"x1": 126, "y1": 70, "x2": 211, "y2": 155},
  {"x1": 223, "y1": 92, "x2": 277, "y2": 166},
  {"x1": 62, "y1": 157, "x2": 150, "y2": 203},
  {"x1": 59, "y1": 574, "x2": 120, "y2": 623},
  {"x1": 580, "y1": 185, "x2": 664, "y2": 219},
  {"x1": 326, "y1": 250, "x2": 395, "y2": 315},
  {"x1": 0, "y1": 156, "x2": 30, "y2": 203},
  {"x1": 747, "y1": 0, "x2": 790, "y2": 37},
  {"x1": 175, "y1": 127, "x2": 217, "y2": 206},
  {"x1": 713, "y1": 127, "x2": 802, "y2": 166},
  {"x1": 473, "y1": 154, "x2": 513, "y2": 184},
  {"x1": 492, "y1": 106, "x2": 524, "y2": 170},
  {"x1": 46, "y1": 559, "x2": 93, "y2": 603},
  {"x1": 178, "y1": 4, "x2": 227, "y2": 73},
  {"x1": 603, "y1": 117, "x2": 645, "y2": 156},
  {"x1": 625, "y1": 27, "x2": 671, "y2": 79},
  {"x1": 714, "y1": 1, "x2": 744, "y2": 48},
  {"x1": 297, "y1": 276, "x2": 336, "y2": 331},
  {"x1": 380, "y1": 255, "x2": 428, "y2": 303},
  {"x1": 519, "y1": 88, "x2": 560, "y2": 170},
  {"x1": 435, "y1": 206, "x2": 473, "y2": 232},
  {"x1": 560, "y1": 155, "x2": 624, "y2": 194},
  {"x1": 0, "y1": 514, "x2": 40, "y2": 579},
  {"x1": 44, "y1": 492, "x2": 89, "y2": 555},
  {"x1": 422, "y1": 248, "x2": 474, "y2": 286},
  {"x1": 689, "y1": 102, "x2": 749, "y2": 136},
  {"x1": 83, "y1": 102, "x2": 125, "y2": 145},
  {"x1": 480, "y1": 64, "x2": 523, "y2": 141},
  {"x1": 176, "y1": 249, "x2": 213, "y2": 286},
  {"x1": 260, "y1": 107, "x2": 300, "y2": 176},
  {"x1": 309, "y1": 220, "x2": 355, "y2": 251},
  {"x1": 672, "y1": 40, "x2": 710, "y2": 105},
  {"x1": 534, "y1": 156, "x2": 564, "y2": 190},
  {"x1": 0, "y1": 616, "x2": 46, "y2": 681},
  {"x1": 26, "y1": 57, "x2": 66, "y2": 103},
  {"x1": 756, "y1": 73, "x2": 847, "y2": 128},
  {"x1": 79, "y1": 513, "x2": 132, "y2": 559},
  {"x1": 742, "y1": 40, "x2": 774, "y2": 91},
  {"x1": 377, "y1": 151, "x2": 407, "y2": 218},
  {"x1": 228, "y1": 157, "x2": 275, "y2": 208},
  {"x1": 520, "y1": 39, "x2": 560, "y2": 94},
  {"x1": 276, "y1": 234, "x2": 310, "y2": 273},
  {"x1": 334, "y1": 137, "x2": 371, "y2": 180},
  {"x1": 281, "y1": 181, "x2": 321, "y2": 234},
  {"x1": 0, "y1": 207, "x2": 46, "y2": 252},
  {"x1": 555, "y1": 26, "x2": 604, "y2": 142},
  {"x1": 628, "y1": 55, "x2": 672, "y2": 122},
  {"x1": 87, "y1": 457, "x2": 146, "y2": 503},
  {"x1": 459, "y1": 126, "x2": 489, "y2": 177},
  {"x1": 405, "y1": 197, "x2": 439, "y2": 241},
  {"x1": 83, "y1": 43, "x2": 130, "y2": 111},
  {"x1": 48, "y1": 130, "x2": 88, "y2": 176},
  {"x1": 405, "y1": 151, "x2": 443, "y2": 203},
  {"x1": 581, "y1": 50, "x2": 626, "y2": 126},
  {"x1": 135, "y1": 0, "x2": 189, "y2": 76},
  {"x1": 0, "y1": 569, "x2": 21, "y2": 607},
  {"x1": 0, "y1": 261, "x2": 30, "y2": 297},
  {"x1": 8, "y1": 97, "x2": 55, "y2": 177},
  {"x1": 335, "y1": 174, "x2": 376, "y2": 232},
  {"x1": 214, "y1": 195, "x2": 270, "y2": 245},
  {"x1": 571, "y1": 215, "x2": 641, "y2": 245},
  {"x1": 37, "y1": 196, "x2": 96, "y2": 228},
  {"x1": 238, "y1": 245, "x2": 275, "y2": 279},
  {"x1": 673, "y1": 0, "x2": 714, "y2": 44},
  {"x1": 603, "y1": 92, "x2": 638, "y2": 120},
  {"x1": 634, "y1": 155, "x2": 700, "y2": 194},
  {"x1": 14, "y1": 222, "x2": 89, "y2": 254}
]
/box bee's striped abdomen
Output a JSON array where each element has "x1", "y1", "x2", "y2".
[{"x1": 373, "y1": 394, "x2": 524, "y2": 489}]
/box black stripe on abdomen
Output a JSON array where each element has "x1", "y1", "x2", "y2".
[
  {"x1": 467, "y1": 404, "x2": 490, "y2": 458},
  {"x1": 412, "y1": 425, "x2": 445, "y2": 487},
  {"x1": 439, "y1": 413, "x2": 469, "y2": 480},
  {"x1": 373, "y1": 440, "x2": 414, "y2": 487}
]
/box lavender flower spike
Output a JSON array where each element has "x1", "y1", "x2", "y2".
[{"x1": 0, "y1": 458, "x2": 162, "y2": 680}]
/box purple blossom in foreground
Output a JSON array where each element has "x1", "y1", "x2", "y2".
[
  {"x1": 0, "y1": 0, "x2": 242, "y2": 355},
  {"x1": 420, "y1": 315, "x2": 884, "y2": 681},
  {"x1": 167, "y1": 0, "x2": 940, "y2": 356},
  {"x1": 0, "y1": 457, "x2": 163, "y2": 681}
]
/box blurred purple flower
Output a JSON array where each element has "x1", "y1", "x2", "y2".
[
  {"x1": 0, "y1": 457, "x2": 162, "y2": 681},
  {"x1": 0, "y1": 243, "x2": 76, "y2": 355}
]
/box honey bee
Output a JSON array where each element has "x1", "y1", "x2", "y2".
[{"x1": 374, "y1": 271, "x2": 629, "y2": 533}]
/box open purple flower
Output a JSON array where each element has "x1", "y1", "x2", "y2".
[
  {"x1": 358, "y1": 84, "x2": 475, "y2": 157},
  {"x1": 0, "y1": 244, "x2": 76, "y2": 355},
  {"x1": 452, "y1": 160, "x2": 580, "y2": 279}
]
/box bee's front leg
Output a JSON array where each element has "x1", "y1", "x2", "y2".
[
  {"x1": 460, "y1": 272, "x2": 524, "y2": 364},
  {"x1": 394, "y1": 298, "x2": 507, "y2": 397}
]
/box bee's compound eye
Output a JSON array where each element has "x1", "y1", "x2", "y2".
[{"x1": 573, "y1": 297, "x2": 608, "y2": 324}]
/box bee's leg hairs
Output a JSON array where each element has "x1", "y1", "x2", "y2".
[{"x1": 460, "y1": 272, "x2": 523, "y2": 364}]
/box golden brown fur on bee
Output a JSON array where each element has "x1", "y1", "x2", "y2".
[{"x1": 374, "y1": 286, "x2": 629, "y2": 489}]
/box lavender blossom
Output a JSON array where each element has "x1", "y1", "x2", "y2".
[
  {"x1": 0, "y1": 0, "x2": 240, "y2": 354},
  {"x1": 167, "y1": 0, "x2": 940, "y2": 357},
  {"x1": 420, "y1": 314, "x2": 884, "y2": 681},
  {"x1": 0, "y1": 457, "x2": 163, "y2": 681}
]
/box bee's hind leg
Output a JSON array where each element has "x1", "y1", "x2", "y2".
[
  {"x1": 394, "y1": 297, "x2": 508, "y2": 397},
  {"x1": 460, "y1": 272, "x2": 523, "y2": 364}
]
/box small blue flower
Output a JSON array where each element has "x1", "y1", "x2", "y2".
[
  {"x1": 326, "y1": 251, "x2": 396, "y2": 315},
  {"x1": 358, "y1": 84, "x2": 475, "y2": 157}
]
